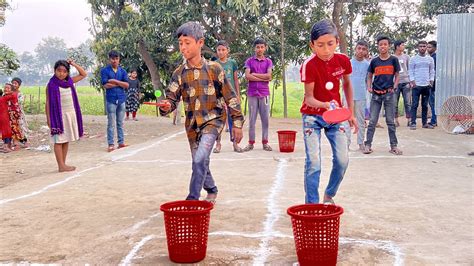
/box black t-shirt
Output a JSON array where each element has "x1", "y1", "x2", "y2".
[{"x1": 368, "y1": 56, "x2": 400, "y2": 91}]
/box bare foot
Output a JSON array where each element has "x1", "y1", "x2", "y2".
[{"x1": 58, "y1": 165, "x2": 76, "y2": 172}]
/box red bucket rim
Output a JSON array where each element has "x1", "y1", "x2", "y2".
[
  {"x1": 277, "y1": 130, "x2": 297, "y2": 134},
  {"x1": 160, "y1": 200, "x2": 214, "y2": 215},
  {"x1": 287, "y1": 204, "x2": 344, "y2": 220}
]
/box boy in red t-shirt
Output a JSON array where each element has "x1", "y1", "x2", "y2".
[{"x1": 300, "y1": 19, "x2": 357, "y2": 204}]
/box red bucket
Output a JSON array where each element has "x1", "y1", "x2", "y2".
[
  {"x1": 277, "y1": 130, "x2": 297, "y2": 152},
  {"x1": 287, "y1": 204, "x2": 344, "y2": 266},
  {"x1": 160, "y1": 200, "x2": 214, "y2": 263}
]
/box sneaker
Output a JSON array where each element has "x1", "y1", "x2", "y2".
[
  {"x1": 410, "y1": 125, "x2": 416, "y2": 130},
  {"x1": 428, "y1": 123, "x2": 437, "y2": 127},
  {"x1": 118, "y1": 143, "x2": 129, "y2": 149},
  {"x1": 422, "y1": 124, "x2": 434, "y2": 129}
]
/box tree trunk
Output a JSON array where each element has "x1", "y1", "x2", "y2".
[
  {"x1": 137, "y1": 39, "x2": 162, "y2": 94},
  {"x1": 280, "y1": 0, "x2": 288, "y2": 118},
  {"x1": 332, "y1": 0, "x2": 348, "y2": 55}
]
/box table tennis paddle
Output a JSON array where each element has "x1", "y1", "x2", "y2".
[{"x1": 322, "y1": 101, "x2": 352, "y2": 123}]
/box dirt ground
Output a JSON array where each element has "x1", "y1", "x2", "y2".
[{"x1": 0, "y1": 114, "x2": 473, "y2": 265}]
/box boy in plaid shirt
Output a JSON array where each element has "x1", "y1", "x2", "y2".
[{"x1": 159, "y1": 22, "x2": 244, "y2": 203}]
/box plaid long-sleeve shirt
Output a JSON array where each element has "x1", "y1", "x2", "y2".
[{"x1": 160, "y1": 58, "x2": 244, "y2": 148}]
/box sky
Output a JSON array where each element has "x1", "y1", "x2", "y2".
[{"x1": 0, "y1": 0, "x2": 93, "y2": 53}]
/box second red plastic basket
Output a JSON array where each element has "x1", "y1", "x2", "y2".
[{"x1": 287, "y1": 204, "x2": 344, "y2": 266}]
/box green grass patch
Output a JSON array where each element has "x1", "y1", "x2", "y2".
[{"x1": 18, "y1": 83, "x2": 407, "y2": 118}]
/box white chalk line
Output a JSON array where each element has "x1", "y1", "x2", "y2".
[
  {"x1": 111, "y1": 131, "x2": 185, "y2": 161},
  {"x1": 211, "y1": 231, "x2": 403, "y2": 266},
  {"x1": 120, "y1": 234, "x2": 156, "y2": 266},
  {"x1": 115, "y1": 154, "x2": 470, "y2": 165},
  {"x1": 0, "y1": 164, "x2": 104, "y2": 206},
  {"x1": 253, "y1": 159, "x2": 288, "y2": 265},
  {"x1": 0, "y1": 131, "x2": 183, "y2": 206}
]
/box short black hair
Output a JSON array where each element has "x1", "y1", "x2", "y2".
[
  {"x1": 310, "y1": 19, "x2": 338, "y2": 42},
  {"x1": 253, "y1": 37, "x2": 267, "y2": 47},
  {"x1": 356, "y1": 40, "x2": 369, "y2": 49},
  {"x1": 53, "y1": 60, "x2": 71, "y2": 76},
  {"x1": 108, "y1": 50, "x2": 120, "y2": 58},
  {"x1": 12, "y1": 77, "x2": 22, "y2": 85},
  {"x1": 394, "y1": 40, "x2": 405, "y2": 49},
  {"x1": 3, "y1": 83, "x2": 13, "y2": 92},
  {"x1": 376, "y1": 35, "x2": 391, "y2": 44},
  {"x1": 216, "y1": 40, "x2": 229, "y2": 49},
  {"x1": 176, "y1": 21, "x2": 204, "y2": 41},
  {"x1": 418, "y1": 40, "x2": 428, "y2": 46},
  {"x1": 428, "y1": 40, "x2": 437, "y2": 48}
]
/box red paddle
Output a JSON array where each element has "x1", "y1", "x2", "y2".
[
  {"x1": 143, "y1": 101, "x2": 168, "y2": 107},
  {"x1": 322, "y1": 101, "x2": 352, "y2": 123}
]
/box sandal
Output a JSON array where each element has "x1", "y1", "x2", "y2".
[
  {"x1": 233, "y1": 145, "x2": 244, "y2": 153},
  {"x1": 263, "y1": 144, "x2": 272, "y2": 151},
  {"x1": 204, "y1": 193, "x2": 217, "y2": 204},
  {"x1": 213, "y1": 145, "x2": 221, "y2": 153},
  {"x1": 243, "y1": 144, "x2": 254, "y2": 152},
  {"x1": 389, "y1": 147, "x2": 403, "y2": 155},
  {"x1": 362, "y1": 145, "x2": 373, "y2": 154}
]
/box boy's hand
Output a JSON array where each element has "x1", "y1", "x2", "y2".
[
  {"x1": 232, "y1": 128, "x2": 243, "y2": 144},
  {"x1": 349, "y1": 116, "x2": 358, "y2": 134},
  {"x1": 158, "y1": 100, "x2": 171, "y2": 112}
]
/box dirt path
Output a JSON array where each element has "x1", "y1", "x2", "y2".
[{"x1": 1, "y1": 116, "x2": 473, "y2": 265}]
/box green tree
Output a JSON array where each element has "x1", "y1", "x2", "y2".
[
  {"x1": 0, "y1": 0, "x2": 8, "y2": 27},
  {"x1": 0, "y1": 43, "x2": 19, "y2": 75},
  {"x1": 34, "y1": 36, "x2": 68, "y2": 75}
]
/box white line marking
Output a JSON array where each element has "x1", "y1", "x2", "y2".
[
  {"x1": 253, "y1": 159, "x2": 288, "y2": 265},
  {"x1": 116, "y1": 154, "x2": 470, "y2": 165},
  {"x1": 0, "y1": 164, "x2": 104, "y2": 206},
  {"x1": 111, "y1": 131, "x2": 185, "y2": 161},
  {"x1": 0, "y1": 131, "x2": 183, "y2": 206},
  {"x1": 120, "y1": 235, "x2": 155, "y2": 266},
  {"x1": 210, "y1": 231, "x2": 404, "y2": 265},
  {"x1": 340, "y1": 237, "x2": 404, "y2": 266},
  {"x1": 124, "y1": 213, "x2": 161, "y2": 236}
]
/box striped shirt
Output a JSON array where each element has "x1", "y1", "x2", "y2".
[
  {"x1": 161, "y1": 58, "x2": 244, "y2": 148},
  {"x1": 409, "y1": 54, "x2": 435, "y2": 86}
]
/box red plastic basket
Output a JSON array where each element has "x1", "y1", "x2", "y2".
[
  {"x1": 160, "y1": 200, "x2": 214, "y2": 263},
  {"x1": 287, "y1": 204, "x2": 344, "y2": 266},
  {"x1": 277, "y1": 130, "x2": 297, "y2": 152}
]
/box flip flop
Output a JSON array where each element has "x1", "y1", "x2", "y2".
[
  {"x1": 362, "y1": 145, "x2": 373, "y2": 154},
  {"x1": 213, "y1": 147, "x2": 221, "y2": 153},
  {"x1": 233, "y1": 146, "x2": 244, "y2": 153},
  {"x1": 204, "y1": 193, "x2": 217, "y2": 204},
  {"x1": 389, "y1": 147, "x2": 403, "y2": 155}
]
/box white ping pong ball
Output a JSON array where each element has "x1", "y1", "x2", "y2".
[{"x1": 325, "y1": 82, "x2": 334, "y2": 90}]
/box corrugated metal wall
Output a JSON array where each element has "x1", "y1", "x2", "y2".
[{"x1": 436, "y1": 13, "x2": 474, "y2": 112}]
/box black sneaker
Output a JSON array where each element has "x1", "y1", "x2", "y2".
[
  {"x1": 428, "y1": 123, "x2": 437, "y2": 127},
  {"x1": 422, "y1": 124, "x2": 434, "y2": 129}
]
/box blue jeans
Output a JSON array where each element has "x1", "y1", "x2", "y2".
[
  {"x1": 187, "y1": 133, "x2": 219, "y2": 200},
  {"x1": 395, "y1": 83, "x2": 411, "y2": 118},
  {"x1": 302, "y1": 115, "x2": 349, "y2": 204},
  {"x1": 429, "y1": 84, "x2": 437, "y2": 124},
  {"x1": 365, "y1": 92, "x2": 398, "y2": 148},
  {"x1": 411, "y1": 86, "x2": 430, "y2": 126},
  {"x1": 107, "y1": 101, "x2": 125, "y2": 146}
]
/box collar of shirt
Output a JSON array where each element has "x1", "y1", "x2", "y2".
[
  {"x1": 252, "y1": 55, "x2": 267, "y2": 62},
  {"x1": 184, "y1": 57, "x2": 207, "y2": 70}
]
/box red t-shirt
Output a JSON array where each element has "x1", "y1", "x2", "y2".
[{"x1": 300, "y1": 53, "x2": 352, "y2": 115}]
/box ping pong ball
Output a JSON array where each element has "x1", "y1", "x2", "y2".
[{"x1": 325, "y1": 82, "x2": 334, "y2": 90}]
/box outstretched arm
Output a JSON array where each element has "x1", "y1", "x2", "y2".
[{"x1": 68, "y1": 59, "x2": 87, "y2": 83}]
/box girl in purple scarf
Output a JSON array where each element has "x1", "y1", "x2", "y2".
[{"x1": 46, "y1": 59, "x2": 87, "y2": 172}]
